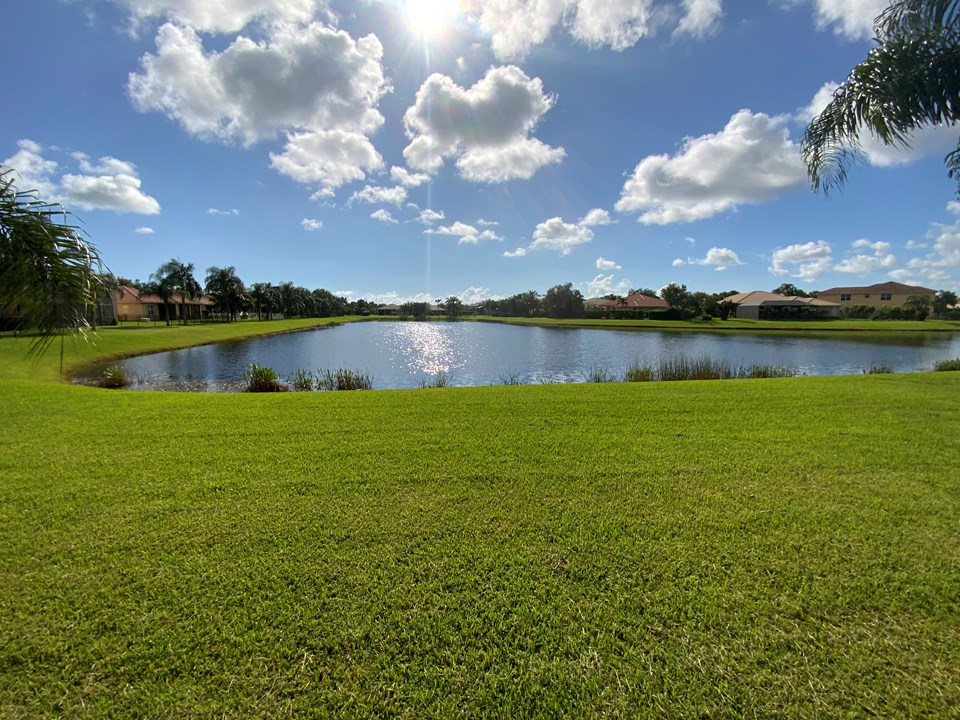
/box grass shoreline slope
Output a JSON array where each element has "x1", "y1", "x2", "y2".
[{"x1": 1, "y1": 323, "x2": 958, "y2": 717}]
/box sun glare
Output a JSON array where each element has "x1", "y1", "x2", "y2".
[{"x1": 403, "y1": 0, "x2": 460, "y2": 38}]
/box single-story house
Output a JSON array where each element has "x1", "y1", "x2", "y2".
[
  {"x1": 815, "y1": 282, "x2": 936, "y2": 309},
  {"x1": 587, "y1": 292, "x2": 668, "y2": 311},
  {"x1": 721, "y1": 291, "x2": 840, "y2": 320},
  {"x1": 377, "y1": 304, "x2": 400, "y2": 315},
  {"x1": 115, "y1": 285, "x2": 213, "y2": 322}
]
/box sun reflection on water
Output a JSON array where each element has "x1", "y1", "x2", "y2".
[{"x1": 385, "y1": 321, "x2": 464, "y2": 377}]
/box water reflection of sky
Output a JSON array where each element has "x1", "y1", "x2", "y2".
[{"x1": 76, "y1": 321, "x2": 960, "y2": 391}]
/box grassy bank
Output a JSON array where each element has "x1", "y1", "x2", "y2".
[
  {"x1": 474, "y1": 315, "x2": 960, "y2": 333},
  {"x1": 1, "y1": 325, "x2": 958, "y2": 717}
]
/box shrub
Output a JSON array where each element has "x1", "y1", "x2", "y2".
[
  {"x1": 97, "y1": 364, "x2": 130, "y2": 389},
  {"x1": 317, "y1": 368, "x2": 373, "y2": 391},
  {"x1": 933, "y1": 358, "x2": 960, "y2": 372},
  {"x1": 623, "y1": 364, "x2": 654, "y2": 382},
  {"x1": 864, "y1": 364, "x2": 894, "y2": 374},
  {"x1": 243, "y1": 363, "x2": 287, "y2": 392},
  {"x1": 288, "y1": 368, "x2": 315, "y2": 391},
  {"x1": 419, "y1": 371, "x2": 450, "y2": 388}
]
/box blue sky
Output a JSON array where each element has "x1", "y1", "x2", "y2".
[{"x1": 3, "y1": 0, "x2": 959, "y2": 304}]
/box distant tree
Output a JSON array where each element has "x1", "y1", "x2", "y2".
[
  {"x1": 541, "y1": 283, "x2": 585, "y2": 319},
  {"x1": 660, "y1": 283, "x2": 693, "y2": 315},
  {"x1": 400, "y1": 301, "x2": 430, "y2": 319},
  {"x1": 772, "y1": 283, "x2": 809, "y2": 297},
  {"x1": 444, "y1": 295, "x2": 464, "y2": 319},
  {"x1": 904, "y1": 294, "x2": 932, "y2": 320},
  {"x1": 249, "y1": 282, "x2": 275, "y2": 320},
  {"x1": 0, "y1": 166, "x2": 106, "y2": 352},
  {"x1": 934, "y1": 289, "x2": 958, "y2": 316},
  {"x1": 629, "y1": 287, "x2": 660, "y2": 297},
  {"x1": 205, "y1": 265, "x2": 246, "y2": 321},
  {"x1": 151, "y1": 259, "x2": 201, "y2": 325}
]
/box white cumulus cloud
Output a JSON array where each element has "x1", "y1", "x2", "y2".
[
  {"x1": 3, "y1": 140, "x2": 160, "y2": 214},
  {"x1": 426, "y1": 221, "x2": 501, "y2": 244},
  {"x1": 580, "y1": 208, "x2": 612, "y2": 226},
  {"x1": 803, "y1": 0, "x2": 888, "y2": 40},
  {"x1": 769, "y1": 240, "x2": 834, "y2": 282},
  {"x1": 504, "y1": 247, "x2": 527, "y2": 258},
  {"x1": 109, "y1": 0, "x2": 328, "y2": 35},
  {"x1": 595, "y1": 256, "x2": 621, "y2": 270},
  {"x1": 584, "y1": 273, "x2": 629, "y2": 297},
  {"x1": 301, "y1": 217, "x2": 323, "y2": 231},
  {"x1": 128, "y1": 21, "x2": 389, "y2": 197},
  {"x1": 529, "y1": 217, "x2": 593, "y2": 255},
  {"x1": 686, "y1": 246, "x2": 743, "y2": 271},
  {"x1": 135, "y1": 226, "x2": 156, "y2": 234},
  {"x1": 403, "y1": 65, "x2": 565, "y2": 182},
  {"x1": 416, "y1": 208, "x2": 445, "y2": 224},
  {"x1": 675, "y1": 0, "x2": 722, "y2": 38},
  {"x1": 371, "y1": 208, "x2": 398, "y2": 223},
  {"x1": 349, "y1": 185, "x2": 408, "y2": 206},
  {"x1": 208, "y1": 207, "x2": 239, "y2": 216},
  {"x1": 615, "y1": 109, "x2": 806, "y2": 224},
  {"x1": 390, "y1": 166, "x2": 430, "y2": 187}
]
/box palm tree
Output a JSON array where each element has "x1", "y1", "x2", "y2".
[
  {"x1": 249, "y1": 282, "x2": 274, "y2": 320},
  {"x1": 0, "y1": 166, "x2": 105, "y2": 355},
  {"x1": 802, "y1": 0, "x2": 960, "y2": 194},
  {"x1": 138, "y1": 279, "x2": 174, "y2": 326},
  {"x1": 151, "y1": 259, "x2": 201, "y2": 325},
  {"x1": 204, "y1": 265, "x2": 246, "y2": 321}
]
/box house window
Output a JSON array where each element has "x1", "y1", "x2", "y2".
[
  {"x1": 880, "y1": 293, "x2": 892, "y2": 301},
  {"x1": 864, "y1": 294, "x2": 870, "y2": 299},
  {"x1": 147, "y1": 305, "x2": 155, "y2": 316},
  {"x1": 840, "y1": 293, "x2": 851, "y2": 301}
]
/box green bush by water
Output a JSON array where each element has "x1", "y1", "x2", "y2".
[{"x1": 243, "y1": 363, "x2": 287, "y2": 392}]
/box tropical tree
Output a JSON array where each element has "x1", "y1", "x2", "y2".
[
  {"x1": 444, "y1": 295, "x2": 464, "y2": 319},
  {"x1": 205, "y1": 265, "x2": 246, "y2": 321},
  {"x1": 249, "y1": 282, "x2": 274, "y2": 320},
  {"x1": 541, "y1": 283, "x2": 585, "y2": 319},
  {"x1": 904, "y1": 293, "x2": 933, "y2": 319},
  {"x1": 0, "y1": 166, "x2": 106, "y2": 352},
  {"x1": 934, "y1": 288, "x2": 958, "y2": 315},
  {"x1": 802, "y1": 0, "x2": 960, "y2": 194},
  {"x1": 661, "y1": 283, "x2": 693, "y2": 314},
  {"x1": 772, "y1": 283, "x2": 809, "y2": 297},
  {"x1": 151, "y1": 259, "x2": 201, "y2": 324},
  {"x1": 629, "y1": 287, "x2": 660, "y2": 297}
]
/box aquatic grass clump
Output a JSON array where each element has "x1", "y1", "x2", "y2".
[
  {"x1": 498, "y1": 372, "x2": 526, "y2": 385},
  {"x1": 287, "y1": 368, "x2": 315, "y2": 391},
  {"x1": 243, "y1": 363, "x2": 287, "y2": 392},
  {"x1": 317, "y1": 368, "x2": 373, "y2": 391},
  {"x1": 934, "y1": 358, "x2": 960, "y2": 371},
  {"x1": 737, "y1": 364, "x2": 796, "y2": 379},
  {"x1": 583, "y1": 366, "x2": 618, "y2": 383},
  {"x1": 659, "y1": 356, "x2": 735, "y2": 382},
  {"x1": 419, "y1": 371, "x2": 450, "y2": 388},
  {"x1": 97, "y1": 364, "x2": 130, "y2": 389},
  {"x1": 623, "y1": 364, "x2": 655, "y2": 382},
  {"x1": 864, "y1": 364, "x2": 894, "y2": 374}
]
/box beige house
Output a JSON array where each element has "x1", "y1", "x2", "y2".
[
  {"x1": 816, "y1": 282, "x2": 936, "y2": 309},
  {"x1": 115, "y1": 285, "x2": 213, "y2": 322},
  {"x1": 721, "y1": 291, "x2": 840, "y2": 320}
]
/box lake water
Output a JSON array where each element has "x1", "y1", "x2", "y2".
[{"x1": 76, "y1": 320, "x2": 960, "y2": 391}]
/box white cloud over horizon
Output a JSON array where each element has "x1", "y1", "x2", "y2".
[
  {"x1": 615, "y1": 109, "x2": 806, "y2": 224},
  {"x1": 403, "y1": 65, "x2": 565, "y2": 183},
  {"x1": 3, "y1": 139, "x2": 160, "y2": 215}
]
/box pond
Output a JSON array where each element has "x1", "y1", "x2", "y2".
[{"x1": 75, "y1": 320, "x2": 960, "y2": 391}]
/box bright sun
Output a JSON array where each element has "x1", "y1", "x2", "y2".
[{"x1": 403, "y1": 0, "x2": 460, "y2": 38}]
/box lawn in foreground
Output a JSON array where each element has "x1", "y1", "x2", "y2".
[{"x1": 1, "y1": 328, "x2": 958, "y2": 717}]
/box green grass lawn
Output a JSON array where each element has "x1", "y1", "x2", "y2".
[{"x1": 1, "y1": 323, "x2": 958, "y2": 717}]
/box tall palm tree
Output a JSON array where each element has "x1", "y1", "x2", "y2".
[
  {"x1": 152, "y1": 259, "x2": 201, "y2": 325},
  {"x1": 204, "y1": 265, "x2": 246, "y2": 321},
  {"x1": 802, "y1": 0, "x2": 960, "y2": 194},
  {"x1": 0, "y1": 166, "x2": 105, "y2": 355},
  {"x1": 137, "y1": 279, "x2": 174, "y2": 326}
]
